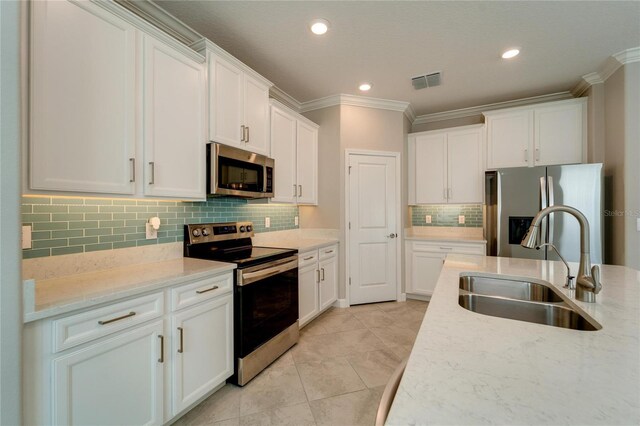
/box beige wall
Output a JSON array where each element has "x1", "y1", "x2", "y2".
[
  {"x1": 623, "y1": 62, "x2": 639, "y2": 270},
  {"x1": 299, "y1": 106, "x2": 341, "y2": 230},
  {"x1": 585, "y1": 84, "x2": 606, "y2": 164},
  {"x1": 411, "y1": 114, "x2": 484, "y2": 133}
]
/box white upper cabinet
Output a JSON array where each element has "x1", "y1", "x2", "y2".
[
  {"x1": 194, "y1": 41, "x2": 272, "y2": 155},
  {"x1": 296, "y1": 120, "x2": 319, "y2": 205},
  {"x1": 30, "y1": 0, "x2": 137, "y2": 195},
  {"x1": 143, "y1": 35, "x2": 206, "y2": 200},
  {"x1": 269, "y1": 100, "x2": 319, "y2": 205},
  {"x1": 270, "y1": 106, "x2": 298, "y2": 203},
  {"x1": 485, "y1": 98, "x2": 586, "y2": 169},
  {"x1": 408, "y1": 124, "x2": 484, "y2": 205}
]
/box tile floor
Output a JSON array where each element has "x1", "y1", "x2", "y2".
[{"x1": 174, "y1": 299, "x2": 428, "y2": 426}]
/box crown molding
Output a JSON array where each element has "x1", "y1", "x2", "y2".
[
  {"x1": 413, "y1": 91, "x2": 573, "y2": 125},
  {"x1": 113, "y1": 0, "x2": 203, "y2": 45},
  {"x1": 300, "y1": 94, "x2": 413, "y2": 120},
  {"x1": 572, "y1": 47, "x2": 640, "y2": 96},
  {"x1": 269, "y1": 86, "x2": 302, "y2": 112}
]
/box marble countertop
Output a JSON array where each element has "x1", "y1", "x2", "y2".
[
  {"x1": 387, "y1": 255, "x2": 640, "y2": 425},
  {"x1": 24, "y1": 258, "x2": 236, "y2": 323}
]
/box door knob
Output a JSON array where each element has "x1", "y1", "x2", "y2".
[{"x1": 387, "y1": 233, "x2": 397, "y2": 238}]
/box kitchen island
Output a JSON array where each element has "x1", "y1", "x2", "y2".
[{"x1": 386, "y1": 255, "x2": 640, "y2": 425}]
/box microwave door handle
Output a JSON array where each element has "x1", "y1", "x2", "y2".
[
  {"x1": 547, "y1": 176, "x2": 555, "y2": 244},
  {"x1": 539, "y1": 176, "x2": 548, "y2": 246}
]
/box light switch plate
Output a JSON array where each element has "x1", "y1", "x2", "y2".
[
  {"x1": 294, "y1": 216, "x2": 299, "y2": 226},
  {"x1": 22, "y1": 225, "x2": 32, "y2": 249},
  {"x1": 425, "y1": 215, "x2": 432, "y2": 224},
  {"x1": 265, "y1": 217, "x2": 271, "y2": 228},
  {"x1": 458, "y1": 215, "x2": 465, "y2": 224},
  {"x1": 637, "y1": 218, "x2": 640, "y2": 232}
]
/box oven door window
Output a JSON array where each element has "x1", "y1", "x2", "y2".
[
  {"x1": 236, "y1": 267, "x2": 298, "y2": 358},
  {"x1": 218, "y1": 156, "x2": 263, "y2": 192}
]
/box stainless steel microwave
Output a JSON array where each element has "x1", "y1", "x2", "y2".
[{"x1": 207, "y1": 143, "x2": 274, "y2": 198}]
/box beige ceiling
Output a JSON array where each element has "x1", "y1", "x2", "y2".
[{"x1": 156, "y1": 1, "x2": 640, "y2": 116}]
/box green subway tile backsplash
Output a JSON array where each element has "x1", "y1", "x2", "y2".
[
  {"x1": 411, "y1": 204, "x2": 483, "y2": 227},
  {"x1": 22, "y1": 196, "x2": 299, "y2": 258}
]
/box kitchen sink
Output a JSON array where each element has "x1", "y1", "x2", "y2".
[
  {"x1": 458, "y1": 273, "x2": 601, "y2": 331},
  {"x1": 459, "y1": 274, "x2": 564, "y2": 303},
  {"x1": 458, "y1": 294, "x2": 600, "y2": 331}
]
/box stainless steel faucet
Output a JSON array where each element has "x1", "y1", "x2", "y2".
[
  {"x1": 536, "y1": 243, "x2": 575, "y2": 289},
  {"x1": 521, "y1": 204, "x2": 602, "y2": 302}
]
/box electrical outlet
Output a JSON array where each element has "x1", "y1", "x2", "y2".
[
  {"x1": 458, "y1": 215, "x2": 465, "y2": 224},
  {"x1": 22, "y1": 225, "x2": 32, "y2": 249},
  {"x1": 145, "y1": 223, "x2": 158, "y2": 239},
  {"x1": 265, "y1": 217, "x2": 271, "y2": 228},
  {"x1": 294, "y1": 216, "x2": 299, "y2": 226},
  {"x1": 637, "y1": 218, "x2": 640, "y2": 232},
  {"x1": 425, "y1": 215, "x2": 432, "y2": 224}
]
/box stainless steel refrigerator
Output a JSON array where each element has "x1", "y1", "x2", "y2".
[{"x1": 485, "y1": 163, "x2": 603, "y2": 264}]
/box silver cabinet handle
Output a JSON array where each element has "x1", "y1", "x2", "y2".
[
  {"x1": 149, "y1": 162, "x2": 155, "y2": 185},
  {"x1": 439, "y1": 246, "x2": 453, "y2": 250},
  {"x1": 158, "y1": 335, "x2": 164, "y2": 363},
  {"x1": 246, "y1": 126, "x2": 250, "y2": 143},
  {"x1": 241, "y1": 125, "x2": 246, "y2": 142},
  {"x1": 98, "y1": 311, "x2": 135, "y2": 325},
  {"x1": 535, "y1": 148, "x2": 540, "y2": 162},
  {"x1": 524, "y1": 148, "x2": 528, "y2": 163},
  {"x1": 303, "y1": 256, "x2": 314, "y2": 261},
  {"x1": 324, "y1": 249, "x2": 334, "y2": 254},
  {"x1": 293, "y1": 184, "x2": 297, "y2": 197},
  {"x1": 196, "y1": 285, "x2": 219, "y2": 294},
  {"x1": 321, "y1": 268, "x2": 325, "y2": 281},
  {"x1": 129, "y1": 158, "x2": 135, "y2": 183},
  {"x1": 177, "y1": 327, "x2": 184, "y2": 353},
  {"x1": 298, "y1": 185, "x2": 302, "y2": 197},
  {"x1": 316, "y1": 269, "x2": 320, "y2": 283}
]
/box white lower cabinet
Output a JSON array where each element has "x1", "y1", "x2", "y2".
[
  {"x1": 299, "y1": 245, "x2": 339, "y2": 327},
  {"x1": 24, "y1": 271, "x2": 234, "y2": 426},
  {"x1": 171, "y1": 294, "x2": 233, "y2": 415},
  {"x1": 52, "y1": 320, "x2": 164, "y2": 426},
  {"x1": 406, "y1": 240, "x2": 486, "y2": 298}
]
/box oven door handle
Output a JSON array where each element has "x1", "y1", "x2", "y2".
[{"x1": 238, "y1": 258, "x2": 298, "y2": 286}]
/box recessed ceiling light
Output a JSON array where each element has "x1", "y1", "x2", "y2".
[
  {"x1": 310, "y1": 19, "x2": 329, "y2": 35},
  {"x1": 359, "y1": 83, "x2": 372, "y2": 92},
  {"x1": 502, "y1": 49, "x2": 520, "y2": 59}
]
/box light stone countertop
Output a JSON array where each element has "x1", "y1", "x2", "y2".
[
  {"x1": 386, "y1": 255, "x2": 640, "y2": 425},
  {"x1": 24, "y1": 258, "x2": 236, "y2": 323},
  {"x1": 265, "y1": 238, "x2": 339, "y2": 252}
]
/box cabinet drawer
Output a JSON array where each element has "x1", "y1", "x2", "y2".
[
  {"x1": 319, "y1": 244, "x2": 338, "y2": 261},
  {"x1": 412, "y1": 241, "x2": 486, "y2": 255},
  {"x1": 171, "y1": 272, "x2": 233, "y2": 312},
  {"x1": 53, "y1": 292, "x2": 164, "y2": 353},
  {"x1": 298, "y1": 250, "x2": 318, "y2": 268}
]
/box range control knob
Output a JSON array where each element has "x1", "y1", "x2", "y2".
[
  {"x1": 201, "y1": 228, "x2": 210, "y2": 237},
  {"x1": 239, "y1": 226, "x2": 246, "y2": 232},
  {"x1": 192, "y1": 228, "x2": 201, "y2": 237},
  {"x1": 246, "y1": 225, "x2": 252, "y2": 232}
]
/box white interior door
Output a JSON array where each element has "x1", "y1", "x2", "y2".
[{"x1": 348, "y1": 153, "x2": 398, "y2": 305}]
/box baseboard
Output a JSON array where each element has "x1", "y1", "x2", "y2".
[
  {"x1": 398, "y1": 293, "x2": 407, "y2": 302},
  {"x1": 333, "y1": 298, "x2": 349, "y2": 308},
  {"x1": 406, "y1": 293, "x2": 431, "y2": 302}
]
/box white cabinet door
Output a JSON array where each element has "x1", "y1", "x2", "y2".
[
  {"x1": 299, "y1": 262, "x2": 319, "y2": 327},
  {"x1": 296, "y1": 121, "x2": 318, "y2": 205},
  {"x1": 30, "y1": 0, "x2": 137, "y2": 194},
  {"x1": 243, "y1": 75, "x2": 270, "y2": 155},
  {"x1": 209, "y1": 55, "x2": 244, "y2": 147},
  {"x1": 171, "y1": 295, "x2": 233, "y2": 415},
  {"x1": 534, "y1": 101, "x2": 585, "y2": 166},
  {"x1": 319, "y1": 256, "x2": 338, "y2": 311},
  {"x1": 408, "y1": 251, "x2": 445, "y2": 296},
  {"x1": 143, "y1": 36, "x2": 206, "y2": 200},
  {"x1": 447, "y1": 127, "x2": 483, "y2": 204},
  {"x1": 270, "y1": 106, "x2": 298, "y2": 203},
  {"x1": 486, "y1": 110, "x2": 533, "y2": 169},
  {"x1": 414, "y1": 133, "x2": 447, "y2": 204},
  {"x1": 52, "y1": 321, "x2": 164, "y2": 426}
]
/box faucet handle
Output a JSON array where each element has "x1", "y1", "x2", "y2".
[{"x1": 591, "y1": 265, "x2": 602, "y2": 294}]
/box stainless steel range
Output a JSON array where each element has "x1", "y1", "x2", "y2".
[{"x1": 183, "y1": 222, "x2": 299, "y2": 386}]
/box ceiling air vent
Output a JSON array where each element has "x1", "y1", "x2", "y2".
[{"x1": 412, "y1": 71, "x2": 442, "y2": 90}]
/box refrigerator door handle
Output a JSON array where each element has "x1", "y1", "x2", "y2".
[
  {"x1": 540, "y1": 177, "x2": 548, "y2": 246},
  {"x1": 547, "y1": 176, "x2": 555, "y2": 244}
]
